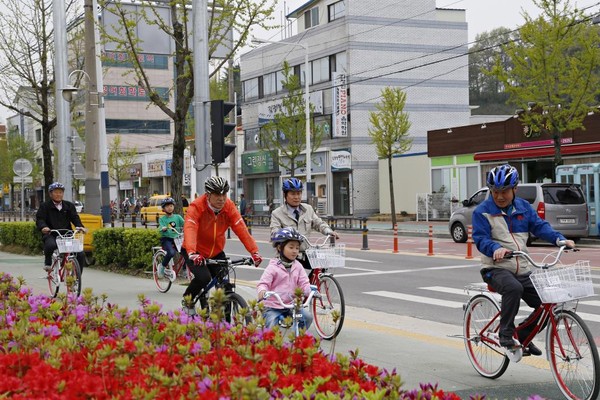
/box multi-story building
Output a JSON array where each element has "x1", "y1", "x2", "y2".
[{"x1": 240, "y1": 0, "x2": 471, "y2": 216}]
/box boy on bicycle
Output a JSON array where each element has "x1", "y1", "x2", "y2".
[
  {"x1": 270, "y1": 178, "x2": 339, "y2": 271},
  {"x1": 472, "y1": 164, "x2": 575, "y2": 356},
  {"x1": 182, "y1": 177, "x2": 263, "y2": 316},
  {"x1": 36, "y1": 182, "x2": 87, "y2": 274},
  {"x1": 257, "y1": 227, "x2": 313, "y2": 330},
  {"x1": 157, "y1": 197, "x2": 185, "y2": 279}
]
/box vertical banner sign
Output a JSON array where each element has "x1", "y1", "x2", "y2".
[{"x1": 332, "y1": 73, "x2": 348, "y2": 138}]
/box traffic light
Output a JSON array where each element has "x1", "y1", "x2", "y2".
[{"x1": 210, "y1": 100, "x2": 236, "y2": 164}]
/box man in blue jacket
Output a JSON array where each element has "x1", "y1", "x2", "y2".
[{"x1": 472, "y1": 164, "x2": 575, "y2": 356}]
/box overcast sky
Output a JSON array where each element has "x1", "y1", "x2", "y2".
[{"x1": 0, "y1": 0, "x2": 595, "y2": 124}]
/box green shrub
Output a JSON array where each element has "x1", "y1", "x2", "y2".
[
  {"x1": 92, "y1": 228, "x2": 128, "y2": 267},
  {"x1": 0, "y1": 222, "x2": 42, "y2": 253},
  {"x1": 123, "y1": 229, "x2": 160, "y2": 269}
]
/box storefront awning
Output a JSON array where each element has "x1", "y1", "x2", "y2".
[{"x1": 474, "y1": 142, "x2": 600, "y2": 161}]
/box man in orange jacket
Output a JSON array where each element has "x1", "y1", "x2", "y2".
[{"x1": 182, "y1": 176, "x2": 263, "y2": 316}]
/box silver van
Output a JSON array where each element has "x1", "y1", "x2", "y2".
[{"x1": 449, "y1": 183, "x2": 588, "y2": 243}]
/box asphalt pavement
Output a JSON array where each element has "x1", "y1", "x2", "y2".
[{"x1": 0, "y1": 247, "x2": 573, "y2": 399}]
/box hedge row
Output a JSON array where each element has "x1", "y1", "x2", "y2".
[
  {"x1": 0, "y1": 222, "x2": 42, "y2": 254},
  {"x1": 0, "y1": 222, "x2": 159, "y2": 270}
]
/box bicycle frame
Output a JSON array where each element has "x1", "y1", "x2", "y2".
[
  {"x1": 262, "y1": 289, "x2": 319, "y2": 337},
  {"x1": 193, "y1": 258, "x2": 253, "y2": 305}
]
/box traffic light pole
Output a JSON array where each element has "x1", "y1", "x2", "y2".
[{"x1": 193, "y1": 0, "x2": 212, "y2": 192}]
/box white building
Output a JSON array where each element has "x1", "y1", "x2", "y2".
[{"x1": 240, "y1": 0, "x2": 470, "y2": 216}]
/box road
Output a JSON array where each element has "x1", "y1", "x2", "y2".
[{"x1": 1, "y1": 228, "x2": 599, "y2": 399}]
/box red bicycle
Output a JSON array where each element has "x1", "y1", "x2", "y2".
[
  {"x1": 152, "y1": 228, "x2": 190, "y2": 293},
  {"x1": 303, "y1": 234, "x2": 346, "y2": 340},
  {"x1": 463, "y1": 243, "x2": 599, "y2": 400},
  {"x1": 47, "y1": 229, "x2": 84, "y2": 297}
]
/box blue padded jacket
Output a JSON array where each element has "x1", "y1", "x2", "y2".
[{"x1": 472, "y1": 196, "x2": 565, "y2": 275}]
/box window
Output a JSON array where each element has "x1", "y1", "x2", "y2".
[
  {"x1": 304, "y1": 7, "x2": 319, "y2": 29},
  {"x1": 35, "y1": 128, "x2": 41, "y2": 142},
  {"x1": 328, "y1": 1, "x2": 345, "y2": 22},
  {"x1": 314, "y1": 115, "x2": 332, "y2": 138},
  {"x1": 243, "y1": 78, "x2": 260, "y2": 100},
  {"x1": 311, "y1": 57, "x2": 330, "y2": 84},
  {"x1": 263, "y1": 73, "x2": 276, "y2": 96}
]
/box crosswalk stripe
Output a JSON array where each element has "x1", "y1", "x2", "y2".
[{"x1": 364, "y1": 291, "x2": 464, "y2": 308}]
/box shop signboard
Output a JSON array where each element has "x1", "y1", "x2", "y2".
[
  {"x1": 242, "y1": 151, "x2": 278, "y2": 175},
  {"x1": 331, "y1": 149, "x2": 351, "y2": 171}
]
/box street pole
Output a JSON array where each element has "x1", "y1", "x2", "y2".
[
  {"x1": 93, "y1": 0, "x2": 111, "y2": 224},
  {"x1": 193, "y1": 0, "x2": 212, "y2": 193},
  {"x1": 53, "y1": 0, "x2": 72, "y2": 200},
  {"x1": 84, "y1": 0, "x2": 101, "y2": 217},
  {"x1": 303, "y1": 43, "x2": 311, "y2": 183}
]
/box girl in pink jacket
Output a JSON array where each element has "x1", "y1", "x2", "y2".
[{"x1": 257, "y1": 227, "x2": 313, "y2": 329}]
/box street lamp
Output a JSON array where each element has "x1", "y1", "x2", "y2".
[{"x1": 252, "y1": 37, "x2": 312, "y2": 184}]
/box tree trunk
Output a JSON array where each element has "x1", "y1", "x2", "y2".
[
  {"x1": 42, "y1": 124, "x2": 53, "y2": 197},
  {"x1": 171, "y1": 113, "x2": 186, "y2": 214},
  {"x1": 553, "y1": 133, "x2": 563, "y2": 167},
  {"x1": 388, "y1": 156, "x2": 397, "y2": 229}
]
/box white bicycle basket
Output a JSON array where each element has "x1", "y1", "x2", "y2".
[
  {"x1": 305, "y1": 244, "x2": 346, "y2": 269},
  {"x1": 530, "y1": 260, "x2": 594, "y2": 303},
  {"x1": 174, "y1": 234, "x2": 184, "y2": 252},
  {"x1": 56, "y1": 232, "x2": 84, "y2": 254}
]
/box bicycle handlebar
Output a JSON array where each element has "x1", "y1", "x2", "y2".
[
  {"x1": 204, "y1": 257, "x2": 254, "y2": 267},
  {"x1": 300, "y1": 234, "x2": 333, "y2": 249},
  {"x1": 504, "y1": 241, "x2": 579, "y2": 269},
  {"x1": 261, "y1": 286, "x2": 320, "y2": 309},
  {"x1": 49, "y1": 228, "x2": 85, "y2": 238}
]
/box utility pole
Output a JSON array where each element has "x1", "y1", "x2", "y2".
[
  {"x1": 228, "y1": 59, "x2": 236, "y2": 200},
  {"x1": 84, "y1": 0, "x2": 101, "y2": 217},
  {"x1": 53, "y1": 0, "x2": 72, "y2": 200},
  {"x1": 193, "y1": 0, "x2": 212, "y2": 192}
]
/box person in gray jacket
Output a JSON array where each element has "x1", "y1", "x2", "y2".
[{"x1": 270, "y1": 177, "x2": 339, "y2": 270}]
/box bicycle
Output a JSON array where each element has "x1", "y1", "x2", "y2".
[
  {"x1": 303, "y1": 234, "x2": 346, "y2": 340},
  {"x1": 188, "y1": 256, "x2": 255, "y2": 325},
  {"x1": 152, "y1": 228, "x2": 190, "y2": 293},
  {"x1": 462, "y1": 243, "x2": 599, "y2": 400},
  {"x1": 47, "y1": 229, "x2": 84, "y2": 297},
  {"x1": 261, "y1": 286, "x2": 320, "y2": 338}
]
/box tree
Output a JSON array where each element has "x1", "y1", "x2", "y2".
[
  {"x1": 490, "y1": 0, "x2": 600, "y2": 166},
  {"x1": 0, "y1": 0, "x2": 83, "y2": 194},
  {"x1": 258, "y1": 62, "x2": 324, "y2": 177},
  {"x1": 469, "y1": 27, "x2": 515, "y2": 115},
  {"x1": 368, "y1": 87, "x2": 412, "y2": 229},
  {"x1": 0, "y1": 130, "x2": 42, "y2": 209},
  {"x1": 100, "y1": 0, "x2": 276, "y2": 213},
  {"x1": 108, "y1": 135, "x2": 138, "y2": 202}
]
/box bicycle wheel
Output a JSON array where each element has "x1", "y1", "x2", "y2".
[
  {"x1": 463, "y1": 294, "x2": 509, "y2": 379},
  {"x1": 224, "y1": 292, "x2": 251, "y2": 326},
  {"x1": 63, "y1": 257, "x2": 82, "y2": 296},
  {"x1": 312, "y1": 274, "x2": 345, "y2": 340},
  {"x1": 152, "y1": 250, "x2": 172, "y2": 293},
  {"x1": 547, "y1": 310, "x2": 600, "y2": 400},
  {"x1": 47, "y1": 258, "x2": 60, "y2": 298}
]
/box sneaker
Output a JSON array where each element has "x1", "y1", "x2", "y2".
[
  {"x1": 181, "y1": 299, "x2": 197, "y2": 317},
  {"x1": 157, "y1": 264, "x2": 165, "y2": 279},
  {"x1": 43, "y1": 265, "x2": 53, "y2": 272},
  {"x1": 499, "y1": 336, "x2": 519, "y2": 349},
  {"x1": 523, "y1": 342, "x2": 542, "y2": 357}
]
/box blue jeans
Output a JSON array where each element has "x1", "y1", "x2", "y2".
[
  {"x1": 263, "y1": 307, "x2": 313, "y2": 330},
  {"x1": 160, "y1": 237, "x2": 177, "y2": 267}
]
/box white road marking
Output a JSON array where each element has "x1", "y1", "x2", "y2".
[{"x1": 364, "y1": 290, "x2": 464, "y2": 308}]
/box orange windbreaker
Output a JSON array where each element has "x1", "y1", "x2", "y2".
[{"x1": 183, "y1": 194, "x2": 258, "y2": 258}]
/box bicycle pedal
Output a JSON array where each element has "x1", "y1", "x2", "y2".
[{"x1": 505, "y1": 346, "x2": 523, "y2": 363}]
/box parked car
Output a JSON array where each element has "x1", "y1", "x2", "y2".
[
  {"x1": 139, "y1": 194, "x2": 188, "y2": 224},
  {"x1": 74, "y1": 201, "x2": 84, "y2": 213},
  {"x1": 449, "y1": 183, "x2": 588, "y2": 243}
]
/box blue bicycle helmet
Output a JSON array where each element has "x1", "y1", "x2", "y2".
[
  {"x1": 48, "y1": 182, "x2": 65, "y2": 192},
  {"x1": 161, "y1": 197, "x2": 175, "y2": 208},
  {"x1": 271, "y1": 227, "x2": 304, "y2": 248},
  {"x1": 282, "y1": 178, "x2": 303, "y2": 193},
  {"x1": 487, "y1": 164, "x2": 519, "y2": 191}
]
